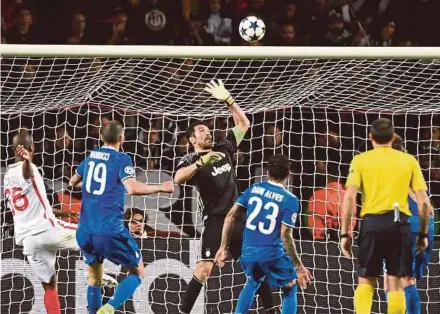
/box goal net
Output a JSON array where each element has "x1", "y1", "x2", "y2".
[{"x1": 1, "y1": 45, "x2": 439, "y2": 314}]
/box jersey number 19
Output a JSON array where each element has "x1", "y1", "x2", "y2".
[
  {"x1": 85, "y1": 161, "x2": 107, "y2": 195},
  {"x1": 246, "y1": 196, "x2": 279, "y2": 235}
]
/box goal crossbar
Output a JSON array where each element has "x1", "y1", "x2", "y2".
[{"x1": 2, "y1": 44, "x2": 440, "y2": 59}]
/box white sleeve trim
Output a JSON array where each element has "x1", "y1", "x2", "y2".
[
  {"x1": 75, "y1": 169, "x2": 82, "y2": 178},
  {"x1": 121, "y1": 175, "x2": 135, "y2": 182},
  {"x1": 235, "y1": 202, "x2": 246, "y2": 208},
  {"x1": 281, "y1": 221, "x2": 295, "y2": 228}
]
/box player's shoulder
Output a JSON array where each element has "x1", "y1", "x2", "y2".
[
  {"x1": 281, "y1": 187, "x2": 298, "y2": 202},
  {"x1": 214, "y1": 132, "x2": 236, "y2": 152}
]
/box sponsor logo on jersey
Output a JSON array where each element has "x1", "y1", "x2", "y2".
[
  {"x1": 211, "y1": 163, "x2": 232, "y2": 176},
  {"x1": 124, "y1": 166, "x2": 135, "y2": 175}
]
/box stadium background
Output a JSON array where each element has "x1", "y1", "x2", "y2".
[{"x1": 1, "y1": 0, "x2": 440, "y2": 313}]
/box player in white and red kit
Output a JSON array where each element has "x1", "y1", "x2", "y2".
[{"x1": 3, "y1": 129, "x2": 81, "y2": 314}]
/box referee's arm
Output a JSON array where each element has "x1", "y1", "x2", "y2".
[
  {"x1": 340, "y1": 157, "x2": 361, "y2": 258},
  {"x1": 341, "y1": 157, "x2": 361, "y2": 235},
  {"x1": 341, "y1": 185, "x2": 358, "y2": 236}
]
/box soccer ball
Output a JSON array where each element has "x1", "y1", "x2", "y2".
[{"x1": 239, "y1": 16, "x2": 266, "y2": 42}]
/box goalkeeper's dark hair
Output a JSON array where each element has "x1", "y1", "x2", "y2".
[
  {"x1": 392, "y1": 133, "x2": 406, "y2": 152},
  {"x1": 101, "y1": 120, "x2": 123, "y2": 144},
  {"x1": 186, "y1": 121, "x2": 210, "y2": 138},
  {"x1": 267, "y1": 154, "x2": 291, "y2": 181},
  {"x1": 12, "y1": 129, "x2": 33, "y2": 152},
  {"x1": 370, "y1": 118, "x2": 394, "y2": 144}
]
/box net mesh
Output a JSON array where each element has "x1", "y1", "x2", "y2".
[
  {"x1": 1, "y1": 58, "x2": 440, "y2": 115},
  {"x1": 1, "y1": 55, "x2": 439, "y2": 314}
]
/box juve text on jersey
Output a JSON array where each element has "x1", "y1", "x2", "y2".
[
  {"x1": 75, "y1": 147, "x2": 135, "y2": 234},
  {"x1": 176, "y1": 131, "x2": 238, "y2": 217},
  {"x1": 236, "y1": 181, "x2": 300, "y2": 261}
]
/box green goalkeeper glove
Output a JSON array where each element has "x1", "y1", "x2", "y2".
[
  {"x1": 196, "y1": 151, "x2": 225, "y2": 168},
  {"x1": 204, "y1": 79, "x2": 234, "y2": 106}
]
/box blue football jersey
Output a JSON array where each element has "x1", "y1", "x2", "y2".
[
  {"x1": 76, "y1": 147, "x2": 135, "y2": 235},
  {"x1": 236, "y1": 181, "x2": 300, "y2": 261}
]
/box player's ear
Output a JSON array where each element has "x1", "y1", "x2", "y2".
[
  {"x1": 368, "y1": 132, "x2": 372, "y2": 142},
  {"x1": 120, "y1": 134, "x2": 125, "y2": 145},
  {"x1": 189, "y1": 136, "x2": 196, "y2": 146}
]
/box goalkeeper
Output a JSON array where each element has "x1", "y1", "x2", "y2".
[
  {"x1": 175, "y1": 79, "x2": 275, "y2": 314},
  {"x1": 340, "y1": 118, "x2": 430, "y2": 314}
]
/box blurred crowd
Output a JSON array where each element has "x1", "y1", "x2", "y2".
[{"x1": 2, "y1": 0, "x2": 440, "y2": 46}]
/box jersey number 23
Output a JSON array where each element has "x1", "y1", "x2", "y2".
[{"x1": 246, "y1": 196, "x2": 279, "y2": 235}]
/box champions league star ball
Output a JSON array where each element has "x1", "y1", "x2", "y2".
[{"x1": 239, "y1": 16, "x2": 266, "y2": 42}]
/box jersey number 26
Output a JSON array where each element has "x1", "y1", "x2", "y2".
[
  {"x1": 246, "y1": 196, "x2": 279, "y2": 235},
  {"x1": 85, "y1": 161, "x2": 107, "y2": 195}
]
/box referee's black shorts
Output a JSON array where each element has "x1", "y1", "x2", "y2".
[
  {"x1": 198, "y1": 215, "x2": 245, "y2": 262},
  {"x1": 357, "y1": 211, "x2": 412, "y2": 278}
]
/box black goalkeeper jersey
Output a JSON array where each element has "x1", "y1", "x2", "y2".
[{"x1": 176, "y1": 131, "x2": 239, "y2": 217}]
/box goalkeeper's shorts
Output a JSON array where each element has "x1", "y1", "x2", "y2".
[{"x1": 198, "y1": 215, "x2": 244, "y2": 262}]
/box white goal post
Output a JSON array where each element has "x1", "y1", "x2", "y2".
[
  {"x1": 2, "y1": 45, "x2": 440, "y2": 58},
  {"x1": 1, "y1": 45, "x2": 439, "y2": 314}
]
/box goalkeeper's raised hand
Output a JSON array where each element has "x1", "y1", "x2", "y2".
[
  {"x1": 204, "y1": 79, "x2": 234, "y2": 106},
  {"x1": 196, "y1": 151, "x2": 225, "y2": 167}
]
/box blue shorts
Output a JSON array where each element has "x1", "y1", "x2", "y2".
[
  {"x1": 76, "y1": 228, "x2": 141, "y2": 268},
  {"x1": 240, "y1": 254, "x2": 297, "y2": 289},
  {"x1": 411, "y1": 230, "x2": 434, "y2": 280}
]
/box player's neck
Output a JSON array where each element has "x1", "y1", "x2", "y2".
[
  {"x1": 372, "y1": 140, "x2": 392, "y2": 149},
  {"x1": 268, "y1": 178, "x2": 286, "y2": 187},
  {"x1": 102, "y1": 144, "x2": 120, "y2": 151},
  {"x1": 194, "y1": 147, "x2": 211, "y2": 153},
  {"x1": 373, "y1": 144, "x2": 392, "y2": 149}
]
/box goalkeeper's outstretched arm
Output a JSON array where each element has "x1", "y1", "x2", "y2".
[{"x1": 204, "y1": 79, "x2": 250, "y2": 145}]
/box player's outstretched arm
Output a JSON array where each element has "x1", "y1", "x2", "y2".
[
  {"x1": 174, "y1": 151, "x2": 225, "y2": 184},
  {"x1": 15, "y1": 145, "x2": 34, "y2": 179},
  {"x1": 123, "y1": 178, "x2": 174, "y2": 196},
  {"x1": 204, "y1": 79, "x2": 250, "y2": 145},
  {"x1": 214, "y1": 204, "x2": 244, "y2": 268},
  {"x1": 281, "y1": 224, "x2": 312, "y2": 289}
]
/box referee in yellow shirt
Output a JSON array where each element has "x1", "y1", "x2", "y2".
[{"x1": 340, "y1": 118, "x2": 430, "y2": 314}]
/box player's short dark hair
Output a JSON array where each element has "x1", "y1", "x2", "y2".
[
  {"x1": 370, "y1": 118, "x2": 394, "y2": 144},
  {"x1": 392, "y1": 133, "x2": 406, "y2": 152},
  {"x1": 12, "y1": 129, "x2": 33, "y2": 152},
  {"x1": 267, "y1": 154, "x2": 291, "y2": 181},
  {"x1": 186, "y1": 121, "x2": 209, "y2": 139},
  {"x1": 101, "y1": 121, "x2": 123, "y2": 144}
]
